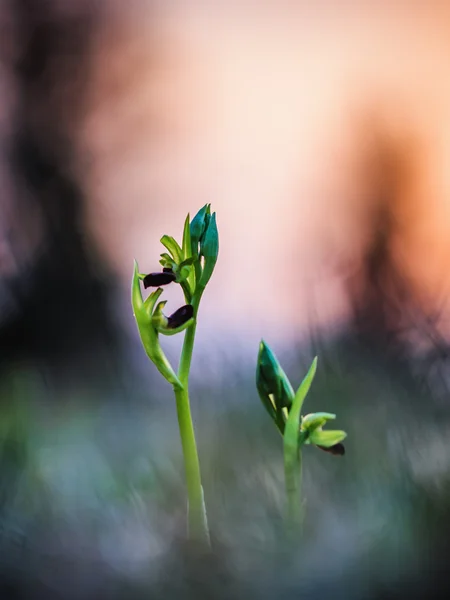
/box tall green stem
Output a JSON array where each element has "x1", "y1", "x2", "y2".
[{"x1": 173, "y1": 291, "x2": 210, "y2": 545}]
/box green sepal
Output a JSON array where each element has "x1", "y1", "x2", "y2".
[
  {"x1": 159, "y1": 253, "x2": 176, "y2": 270},
  {"x1": 131, "y1": 261, "x2": 182, "y2": 389},
  {"x1": 157, "y1": 317, "x2": 195, "y2": 337},
  {"x1": 179, "y1": 257, "x2": 195, "y2": 268},
  {"x1": 160, "y1": 235, "x2": 183, "y2": 264},
  {"x1": 143, "y1": 287, "x2": 163, "y2": 314},
  {"x1": 308, "y1": 429, "x2": 347, "y2": 447},
  {"x1": 151, "y1": 300, "x2": 169, "y2": 329},
  {"x1": 176, "y1": 265, "x2": 192, "y2": 284},
  {"x1": 301, "y1": 412, "x2": 336, "y2": 432}
]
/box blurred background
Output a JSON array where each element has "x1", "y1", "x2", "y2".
[{"x1": 1, "y1": 0, "x2": 450, "y2": 597}]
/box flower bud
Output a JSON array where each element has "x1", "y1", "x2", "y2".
[
  {"x1": 190, "y1": 204, "x2": 210, "y2": 256},
  {"x1": 256, "y1": 341, "x2": 295, "y2": 431},
  {"x1": 198, "y1": 212, "x2": 219, "y2": 288}
]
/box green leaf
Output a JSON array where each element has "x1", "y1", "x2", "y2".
[
  {"x1": 292, "y1": 357, "x2": 318, "y2": 419},
  {"x1": 131, "y1": 260, "x2": 144, "y2": 313},
  {"x1": 160, "y1": 235, "x2": 183, "y2": 264},
  {"x1": 309, "y1": 429, "x2": 347, "y2": 447},
  {"x1": 284, "y1": 357, "x2": 318, "y2": 449},
  {"x1": 282, "y1": 356, "x2": 317, "y2": 530}
]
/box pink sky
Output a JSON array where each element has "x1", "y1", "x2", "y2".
[{"x1": 22, "y1": 1, "x2": 450, "y2": 350}]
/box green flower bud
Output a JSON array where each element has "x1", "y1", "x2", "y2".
[
  {"x1": 190, "y1": 204, "x2": 210, "y2": 257},
  {"x1": 198, "y1": 212, "x2": 219, "y2": 289},
  {"x1": 256, "y1": 341, "x2": 295, "y2": 432}
]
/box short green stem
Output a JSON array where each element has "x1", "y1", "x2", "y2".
[
  {"x1": 284, "y1": 445, "x2": 303, "y2": 533},
  {"x1": 284, "y1": 433, "x2": 309, "y2": 536},
  {"x1": 173, "y1": 291, "x2": 210, "y2": 545}
]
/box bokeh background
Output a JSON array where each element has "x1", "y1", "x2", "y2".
[{"x1": 1, "y1": 1, "x2": 450, "y2": 598}]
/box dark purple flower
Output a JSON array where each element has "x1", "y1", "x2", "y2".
[
  {"x1": 167, "y1": 305, "x2": 194, "y2": 329},
  {"x1": 143, "y1": 271, "x2": 176, "y2": 288},
  {"x1": 317, "y1": 443, "x2": 345, "y2": 456}
]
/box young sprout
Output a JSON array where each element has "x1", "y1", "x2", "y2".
[
  {"x1": 131, "y1": 205, "x2": 218, "y2": 546},
  {"x1": 256, "y1": 341, "x2": 347, "y2": 532}
]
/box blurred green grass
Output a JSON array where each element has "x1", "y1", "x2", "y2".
[{"x1": 0, "y1": 337, "x2": 449, "y2": 599}]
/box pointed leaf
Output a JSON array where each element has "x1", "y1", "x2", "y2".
[
  {"x1": 182, "y1": 214, "x2": 192, "y2": 259},
  {"x1": 131, "y1": 260, "x2": 144, "y2": 314},
  {"x1": 284, "y1": 356, "x2": 318, "y2": 451},
  {"x1": 293, "y1": 357, "x2": 318, "y2": 418}
]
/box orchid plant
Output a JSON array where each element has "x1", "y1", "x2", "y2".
[
  {"x1": 132, "y1": 205, "x2": 217, "y2": 546},
  {"x1": 256, "y1": 342, "x2": 347, "y2": 529},
  {"x1": 132, "y1": 205, "x2": 346, "y2": 546}
]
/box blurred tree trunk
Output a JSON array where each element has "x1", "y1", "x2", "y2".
[{"x1": 0, "y1": 0, "x2": 120, "y2": 392}]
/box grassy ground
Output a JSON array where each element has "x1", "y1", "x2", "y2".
[{"x1": 0, "y1": 336, "x2": 449, "y2": 599}]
